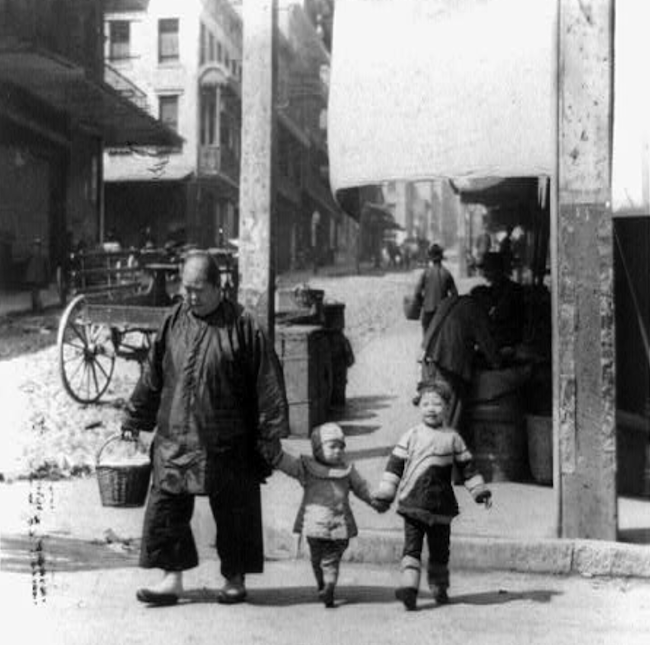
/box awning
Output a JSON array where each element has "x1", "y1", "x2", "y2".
[
  {"x1": 198, "y1": 64, "x2": 241, "y2": 100},
  {"x1": 451, "y1": 177, "x2": 542, "y2": 208},
  {"x1": 104, "y1": 150, "x2": 193, "y2": 183},
  {"x1": 361, "y1": 202, "x2": 403, "y2": 230},
  {"x1": 0, "y1": 46, "x2": 182, "y2": 148},
  {"x1": 328, "y1": 0, "x2": 557, "y2": 192}
]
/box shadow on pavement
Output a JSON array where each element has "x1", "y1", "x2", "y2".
[
  {"x1": 438, "y1": 588, "x2": 561, "y2": 608},
  {"x1": 1, "y1": 534, "x2": 139, "y2": 573},
  {"x1": 331, "y1": 395, "x2": 398, "y2": 422},
  {"x1": 337, "y1": 424, "x2": 381, "y2": 437},
  {"x1": 247, "y1": 584, "x2": 396, "y2": 606}
]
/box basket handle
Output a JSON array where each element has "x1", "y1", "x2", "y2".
[{"x1": 96, "y1": 432, "x2": 146, "y2": 466}]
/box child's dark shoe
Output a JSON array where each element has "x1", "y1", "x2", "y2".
[
  {"x1": 319, "y1": 583, "x2": 335, "y2": 608},
  {"x1": 395, "y1": 586, "x2": 417, "y2": 611}
]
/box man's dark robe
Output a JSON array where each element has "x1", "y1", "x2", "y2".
[{"x1": 123, "y1": 299, "x2": 289, "y2": 574}]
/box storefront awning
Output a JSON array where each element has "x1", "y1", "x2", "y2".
[
  {"x1": 104, "y1": 150, "x2": 193, "y2": 183},
  {"x1": 328, "y1": 0, "x2": 557, "y2": 194},
  {"x1": 0, "y1": 47, "x2": 182, "y2": 148},
  {"x1": 361, "y1": 202, "x2": 402, "y2": 230},
  {"x1": 329, "y1": 0, "x2": 650, "y2": 219}
]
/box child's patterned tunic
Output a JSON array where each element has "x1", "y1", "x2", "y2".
[{"x1": 377, "y1": 423, "x2": 488, "y2": 524}]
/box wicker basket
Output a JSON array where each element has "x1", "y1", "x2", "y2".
[{"x1": 96, "y1": 434, "x2": 151, "y2": 508}]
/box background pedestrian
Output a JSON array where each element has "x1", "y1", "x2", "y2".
[{"x1": 413, "y1": 243, "x2": 458, "y2": 335}]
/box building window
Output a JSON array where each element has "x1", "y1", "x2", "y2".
[
  {"x1": 159, "y1": 96, "x2": 179, "y2": 132},
  {"x1": 200, "y1": 23, "x2": 206, "y2": 65},
  {"x1": 158, "y1": 18, "x2": 179, "y2": 63},
  {"x1": 109, "y1": 21, "x2": 130, "y2": 61},
  {"x1": 217, "y1": 41, "x2": 222, "y2": 62},
  {"x1": 200, "y1": 90, "x2": 217, "y2": 145},
  {"x1": 208, "y1": 33, "x2": 215, "y2": 62}
]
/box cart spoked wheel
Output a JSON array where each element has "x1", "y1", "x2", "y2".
[{"x1": 57, "y1": 295, "x2": 116, "y2": 403}]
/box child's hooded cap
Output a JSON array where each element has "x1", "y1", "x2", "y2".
[
  {"x1": 417, "y1": 378, "x2": 453, "y2": 403},
  {"x1": 310, "y1": 422, "x2": 346, "y2": 457}
]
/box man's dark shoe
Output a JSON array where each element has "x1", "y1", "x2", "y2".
[
  {"x1": 395, "y1": 586, "x2": 417, "y2": 611},
  {"x1": 136, "y1": 588, "x2": 179, "y2": 606},
  {"x1": 217, "y1": 577, "x2": 247, "y2": 605},
  {"x1": 318, "y1": 583, "x2": 335, "y2": 608}
]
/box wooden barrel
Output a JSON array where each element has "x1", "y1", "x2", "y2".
[
  {"x1": 275, "y1": 325, "x2": 332, "y2": 437},
  {"x1": 464, "y1": 392, "x2": 529, "y2": 483}
]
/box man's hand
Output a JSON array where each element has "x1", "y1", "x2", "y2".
[{"x1": 121, "y1": 426, "x2": 139, "y2": 441}]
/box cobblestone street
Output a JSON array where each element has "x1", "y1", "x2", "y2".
[{"x1": 0, "y1": 268, "x2": 420, "y2": 481}]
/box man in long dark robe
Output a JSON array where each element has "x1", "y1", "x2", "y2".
[
  {"x1": 122, "y1": 250, "x2": 289, "y2": 606},
  {"x1": 419, "y1": 294, "x2": 501, "y2": 430}
]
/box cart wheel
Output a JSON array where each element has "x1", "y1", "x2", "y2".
[{"x1": 57, "y1": 295, "x2": 116, "y2": 403}]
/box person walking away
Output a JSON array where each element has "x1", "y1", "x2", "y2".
[
  {"x1": 418, "y1": 293, "x2": 501, "y2": 428},
  {"x1": 413, "y1": 243, "x2": 458, "y2": 335},
  {"x1": 277, "y1": 423, "x2": 386, "y2": 608},
  {"x1": 374, "y1": 381, "x2": 492, "y2": 611},
  {"x1": 121, "y1": 250, "x2": 290, "y2": 606},
  {"x1": 25, "y1": 238, "x2": 49, "y2": 313}
]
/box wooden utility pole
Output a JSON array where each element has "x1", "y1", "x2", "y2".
[
  {"x1": 556, "y1": 0, "x2": 616, "y2": 539},
  {"x1": 239, "y1": 0, "x2": 277, "y2": 338}
]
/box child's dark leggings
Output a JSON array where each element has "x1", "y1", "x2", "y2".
[
  {"x1": 402, "y1": 516, "x2": 451, "y2": 592},
  {"x1": 306, "y1": 537, "x2": 349, "y2": 589}
]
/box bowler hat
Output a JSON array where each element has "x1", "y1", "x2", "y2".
[{"x1": 428, "y1": 243, "x2": 444, "y2": 260}]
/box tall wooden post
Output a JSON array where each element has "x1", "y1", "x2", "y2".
[
  {"x1": 556, "y1": 0, "x2": 616, "y2": 539},
  {"x1": 239, "y1": 0, "x2": 277, "y2": 337}
]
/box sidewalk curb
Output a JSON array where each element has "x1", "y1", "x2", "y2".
[{"x1": 264, "y1": 524, "x2": 650, "y2": 579}]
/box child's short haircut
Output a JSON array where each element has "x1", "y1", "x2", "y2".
[{"x1": 417, "y1": 379, "x2": 452, "y2": 403}]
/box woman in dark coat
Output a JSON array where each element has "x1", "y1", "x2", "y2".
[{"x1": 122, "y1": 250, "x2": 289, "y2": 606}]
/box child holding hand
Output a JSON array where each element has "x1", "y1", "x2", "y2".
[
  {"x1": 374, "y1": 380, "x2": 492, "y2": 611},
  {"x1": 277, "y1": 422, "x2": 385, "y2": 608}
]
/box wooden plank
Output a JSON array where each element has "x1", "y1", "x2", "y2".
[{"x1": 85, "y1": 303, "x2": 171, "y2": 329}]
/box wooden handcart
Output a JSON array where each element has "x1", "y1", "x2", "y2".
[{"x1": 57, "y1": 246, "x2": 237, "y2": 404}]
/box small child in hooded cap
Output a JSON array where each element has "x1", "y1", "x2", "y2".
[{"x1": 277, "y1": 422, "x2": 386, "y2": 607}]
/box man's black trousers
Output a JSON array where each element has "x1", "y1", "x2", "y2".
[{"x1": 139, "y1": 458, "x2": 264, "y2": 579}]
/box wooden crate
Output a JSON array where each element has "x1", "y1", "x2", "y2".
[{"x1": 275, "y1": 325, "x2": 333, "y2": 437}]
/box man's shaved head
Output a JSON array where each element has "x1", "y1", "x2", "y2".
[{"x1": 183, "y1": 250, "x2": 220, "y2": 286}]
